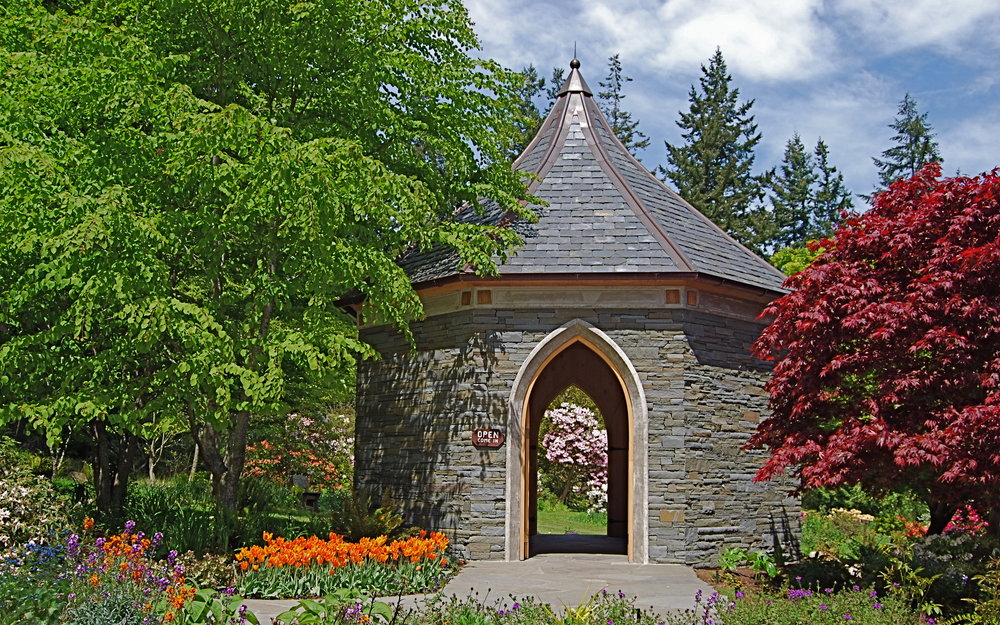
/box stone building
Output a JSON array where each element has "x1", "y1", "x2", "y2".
[{"x1": 352, "y1": 59, "x2": 797, "y2": 565}]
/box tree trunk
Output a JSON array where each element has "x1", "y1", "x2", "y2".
[
  {"x1": 92, "y1": 421, "x2": 139, "y2": 521},
  {"x1": 188, "y1": 407, "x2": 251, "y2": 514},
  {"x1": 188, "y1": 442, "x2": 199, "y2": 481},
  {"x1": 927, "y1": 501, "x2": 957, "y2": 535}
]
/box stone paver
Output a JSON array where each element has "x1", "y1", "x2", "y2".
[{"x1": 243, "y1": 554, "x2": 712, "y2": 623}]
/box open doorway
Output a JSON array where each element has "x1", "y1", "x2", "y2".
[{"x1": 524, "y1": 342, "x2": 629, "y2": 556}]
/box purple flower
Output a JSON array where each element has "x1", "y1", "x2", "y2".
[
  {"x1": 765, "y1": 601, "x2": 773, "y2": 605},
  {"x1": 870, "y1": 590, "x2": 878, "y2": 597},
  {"x1": 844, "y1": 615, "x2": 852, "y2": 620},
  {"x1": 124, "y1": 520, "x2": 136, "y2": 533},
  {"x1": 498, "y1": 610, "x2": 506, "y2": 616},
  {"x1": 819, "y1": 605, "x2": 828, "y2": 610},
  {"x1": 152, "y1": 532, "x2": 163, "y2": 544},
  {"x1": 512, "y1": 603, "x2": 520, "y2": 610},
  {"x1": 873, "y1": 603, "x2": 883, "y2": 609},
  {"x1": 825, "y1": 588, "x2": 834, "y2": 594},
  {"x1": 167, "y1": 550, "x2": 178, "y2": 565},
  {"x1": 735, "y1": 591, "x2": 744, "y2": 598},
  {"x1": 852, "y1": 585, "x2": 861, "y2": 591},
  {"x1": 67, "y1": 534, "x2": 80, "y2": 556}
]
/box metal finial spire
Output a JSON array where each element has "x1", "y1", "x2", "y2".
[{"x1": 558, "y1": 45, "x2": 591, "y2": 96}]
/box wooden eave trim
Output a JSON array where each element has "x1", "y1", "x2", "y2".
[{"x1": 411, "y1": 272, "x2": 783, "y2": 304}]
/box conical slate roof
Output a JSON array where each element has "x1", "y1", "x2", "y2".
[{"x1": 400, "y1": 59, "x2": 787, "y2": 294}]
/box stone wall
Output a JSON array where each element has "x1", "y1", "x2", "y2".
[{"x1": 356, "y1": 305, "x2": 799, "y2": 564}]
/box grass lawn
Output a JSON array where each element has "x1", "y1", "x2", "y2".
[{"x1": 536, "y1": 500, "x2": 608, "y2": 535}]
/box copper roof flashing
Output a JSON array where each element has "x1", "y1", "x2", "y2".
[{"x1": 557, "y1": 58, "x2": 593, "y2": 96}]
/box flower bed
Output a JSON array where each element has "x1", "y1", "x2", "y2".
[
  {"x1": 0, "y1": 519, "x2": 253, "y2": 624},
  {"x1": 235, "y1": 530, "x2": 455, "y2": 598}
]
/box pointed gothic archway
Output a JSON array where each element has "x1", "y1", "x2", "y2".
[{"x1": 505, "y1": 320, "x2": 649, "y2": 562}]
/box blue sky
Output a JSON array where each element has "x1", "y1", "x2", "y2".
[{"x1": 466, "y1": 0, "x2": 1000, "y2": 199}]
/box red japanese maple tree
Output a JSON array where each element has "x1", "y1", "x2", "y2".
[{"x1": 749, "y1": 163, "x2": 1000, "y2": 535}]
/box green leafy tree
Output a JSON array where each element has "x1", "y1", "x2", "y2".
[
  {"x1": 769, "y1": 244, "x2": 824, "y2": 276},
  {"x1": 597, "y1": 53, "x2": 649, "y2": 155},
  {"x1": 769, "y1": 135, "x2": 853, "y2": 249},
  {"x1": 658, "y1": 48, "x2": 769, "y2": 253},
  {"x1": 873, "y1": 93, "x2": 943, "y2": 192},
  {"x1": 0, "y1": 0, "x2": 531, "y2": 516}
]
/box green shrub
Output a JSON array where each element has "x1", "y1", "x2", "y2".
[
  {"x1": 177, "y1": 551, "x2": 238, "y2": 591},
  {"x1": 785, "y1": 557, "x2": 853, "y2": 592},
  {"x1": 326, "y1": 488, "x2": 408, "y2": 542},
  {"x1": 720, "y1": 586, "x2": 914, "y2": 624},
  {"x1": 124, "y1": 479, "x2": 219, "y2": 556},
  {"x1": 0, "y1": 437, "x2": 73, "y2": 560},
  {"x1": 899, "y1": 533, "x2": 1000, "y2": 616}
]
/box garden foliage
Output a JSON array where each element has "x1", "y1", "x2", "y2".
[
  {"x1": 0, "y1": 519, "x2": 255, "y2": 624},
  {"x1": 244, "y1": 412, "x2": 354, "y2": 492},
  {"x1": 0, "y1": 437, "x2": 73, "y2": 559},
  {"x1": 751, "y1": 164, "x2": 1000, "y2": 534}
]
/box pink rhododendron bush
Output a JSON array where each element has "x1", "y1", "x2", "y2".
[{"x1": 540, "y1": 403, "x2": 608, "y2": 512}]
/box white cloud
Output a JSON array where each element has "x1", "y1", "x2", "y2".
[
  {"x1": 752, "y1": 71, "x2": 898, "y2": 196},
  {"x1": 832, "y1": 0, "x2": 1000, "y2": 56},
  {"x1": 582, "y1": 0, "x2": 835, "y2": 82},
  {"x1": 938, "y1": 105, "x2": 1000, "y2": 177}
]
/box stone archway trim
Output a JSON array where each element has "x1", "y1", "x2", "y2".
[{"x1": 505, "y1": 319, "x2": 649, "y2": 563}]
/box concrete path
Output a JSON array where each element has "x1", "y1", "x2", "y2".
[{"x1": 243, "y1": 554, "x2": 712, "y2": 623}]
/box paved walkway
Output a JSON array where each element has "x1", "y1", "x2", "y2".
[{"x1": 243, "y1": 554, "x2": 712, "y2": 623}]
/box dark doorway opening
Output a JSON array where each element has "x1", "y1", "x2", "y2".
[{"x1": 526, "y1": 342, "x2": 629, "y2": 556}]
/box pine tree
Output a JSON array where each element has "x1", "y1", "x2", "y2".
[
  {"x1": 658, "y1": 48, "x2": 767, "y2": 253},
  {"x1": 509, "y1": 65, "x2": 546, "y2": 159},
  {"x1": 769, "y1": 133, "x2": 816, "y2": 250},
  {"x1": 544, "y1": 67, "x2": 565, "y2": 115},
  {"x1": 769, "y1": 136, "x2": 853, "y2": 250},
  {"x1": 597, "y1": 53, "x2": 649, "y2": 155},
  {"x1": 811, "y1": 139, "x2": 852, "y2": 238},
  {"x1": 873, "y1": 93, "x2": 943, "y2": 191}
]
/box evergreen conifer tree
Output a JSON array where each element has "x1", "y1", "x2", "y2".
[
  {"x1": 873, "y1": 93, "x2": 943, "y2": 191},
  {"x1": 597, "y1": 53, "x2": 649, "y2": 155},
  {"x1": 544, "y1": 67, "x2": 565, "y2": 115},
  {"x1": 769, "y1": 133, "x2": 816, "y2": 250},
  {"x1": 658, "y1": 48, "x2": 767, "y2": 253},
  {"x1": 811, "y1": 139, "x2": 853, "y2": 237},
  {"x1": 768, "y1": 136, "x2": 853, "y2": 249},
  {"x1": 509, "y1": 65, "x2": 546, "y2": 159}
]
